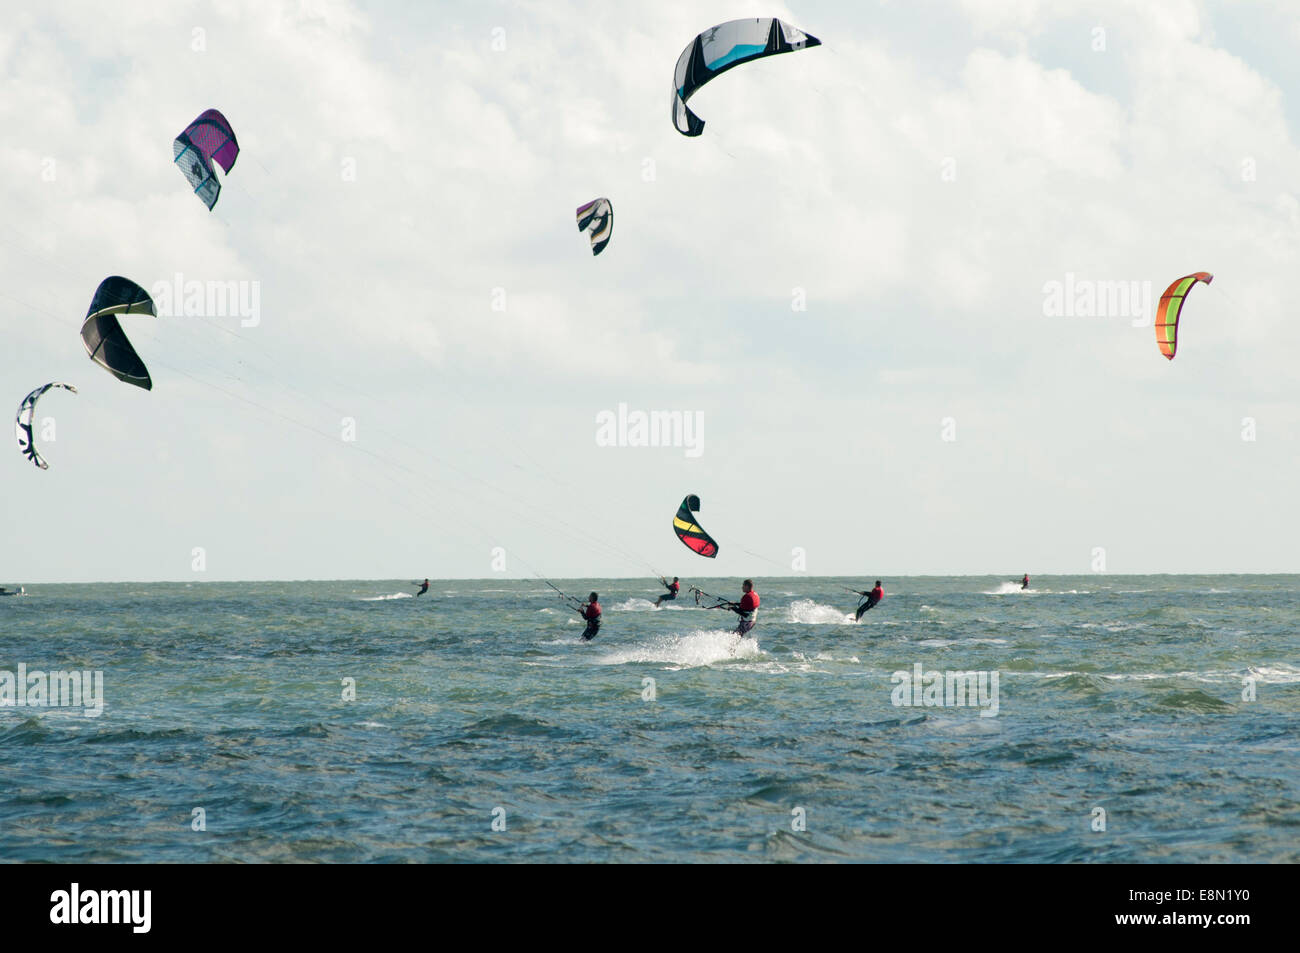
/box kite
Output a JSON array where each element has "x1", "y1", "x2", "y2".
[
  {"x1": 15, "y1": 382, "x2": 77, "y2": 470},
  {"x1": 576, "y1": 198, "x2": 613, "y2": 256},
  {"x1": 1155, "y1": 272, "x2": 1213, "y2": 360},
  {"x1": 673, "y1": 18, "x2": 821, "y2": 137},
  {"x1": 80, "y1": 277, "x2": 157, "y2": 390},
  {"x1": 173, "y1": 109, "x2": 239, "y2": 210},
  {"x1": 673, "y1": 494, "x2": 719, "y2": 558}
]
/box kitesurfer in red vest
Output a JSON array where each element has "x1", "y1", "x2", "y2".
[
  {"x1": 579, "y1": 593, "x2": 602, "y2": 641},
  {"x1": 655, "y1": 576, "x2": 681, "y2": 607},
  {"x1": 731, "y1": 580, "x2": 760, "y2": 637},
  {"x1": 1020, "y1": 574, "x2": 1030, "y2": 590}
]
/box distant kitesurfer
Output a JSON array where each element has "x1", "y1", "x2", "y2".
[
  {"x1": 1020, "y1": 574, "x2": 1030, "y2": 590},
  {"x1": 730, "y1": 580, "x2": 760, "y2": 638},
  {"x1": 855, "y1": 581, "x2": 884, "y2": 621},
  {"x1": 579, "y1": 592, "x2": 602, "y2": 641},
  {"x1": 655, "y1": 576, "x2": 681, "y2": 607},
  {"x1": 416, "y1": 579, "x2": 430, "y2": 597}
]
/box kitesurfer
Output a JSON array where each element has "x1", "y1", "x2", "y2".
[
  {"x1": 655, "y1": 577, "x2": 681, "y2": 607},
  {"x1": 416, "y1": 579, "x2": 430, "y2": 597},
  {"x1": 855, "y1": 581, "x2": 884, "y2": 620},
  {"x1": 731, "y1": 580, "x2": 760, "y2": 638},
  {"x1": 1020, "y1": 574, "x2": 1030, "y2": 590},
  {"x1": 579, "y1": 592, "x2": 602, "y2": 641}
]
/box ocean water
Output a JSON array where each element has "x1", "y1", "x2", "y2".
[{"x1": 1, "y1": 575, "x2": 1296, "y2": 863}]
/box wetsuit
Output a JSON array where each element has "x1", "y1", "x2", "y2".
[
  {"x1": 734, "y1": 590, "x2": 760, "y2": 637},
  {"x1": 856, "y1": 585, "x2": 883, "y2": 620},
  {"x1": 417, "y1": 580, "x2": 429, "y2": 596},
  {"x1": 1021, "y1": 575, "x2": 1029, "y2": 590},
  {"x1": 655, "y1": 579, "x2": 680, "y2": 606},
  {"x1": 580, "y1": 601, "x2": 602, "y2": 641}
]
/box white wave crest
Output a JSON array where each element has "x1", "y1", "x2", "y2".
[
  {"x1": 985, "y1": 582, "x2": 1034, "y2": 595},
  {"x1": 594, "y1": 629, "x2": 764, "y2": 668},
  {"x1": 611, "y1": 598, "x2": 659, "y2": 612},
  {"x1": 785, "y1": 598, "x2": 855, "y2": 624}
]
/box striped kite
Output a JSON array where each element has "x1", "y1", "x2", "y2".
[
  {"x1": 576, "y1": 198, "x2": 613, "y2": 256},
  {"x1": 1155, "y1": 272, "x2": 1213, "y2": 360},
  {"x1": 673, "y1": 494, "x2": 718, "y2": 558}
]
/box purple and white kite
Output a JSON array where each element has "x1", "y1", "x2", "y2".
[{"x1": 173, "y1": 109, "x2": 239, "y2": 210}]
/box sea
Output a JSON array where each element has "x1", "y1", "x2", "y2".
[{"x1": 1, "y1": 575, "x2": 1296, "y2": 863}]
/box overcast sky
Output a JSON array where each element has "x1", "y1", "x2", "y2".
[{"x1": 2, "y1": 1, "x2": 1297, "y2": 582}]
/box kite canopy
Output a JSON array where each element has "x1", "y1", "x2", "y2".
[
  {"x1": 15, "y1": 382, "x2": 77, "y2": 470},
  {"x1": 80, "y1": 277, "x2": 157, "y2": 390},
  {"x1": 173, "y1": 108, "x2": 239, "y2": 210},
  {"x1": 673, "y1": 494, "x2": 719, "y2": 558},
  {"x1": 1155, "y1": 272, "x2": 1213, "y2": 360},
  {"x1": 576, "y1": 198, "x2": 613, "y2": 256},
  {"x1": 673, "y1": 18, "x2": 821, "y2": 136}
]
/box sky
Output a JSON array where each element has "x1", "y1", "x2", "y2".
[{"x1": 1, "y1": 0, "x2": 1297, "y2": 582}]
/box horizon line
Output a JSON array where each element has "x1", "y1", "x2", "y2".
[{"x1": 5, "y1": 570, "x2": 1299, "y2": 586}]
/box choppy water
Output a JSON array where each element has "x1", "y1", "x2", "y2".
[{"x1": 1, "y1": 576, "x2": 1297, "y2": 862}]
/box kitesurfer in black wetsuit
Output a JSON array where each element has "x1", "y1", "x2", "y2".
[
  {"x1": 855, "y1": 581, "x2": 884, "y2": 621},
  {"x1": 655, "y1": 577, "x2": 681, "y2": 607},
  {"x1": 416, "y1": 579, "x2": 429, "y2": 596}
]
